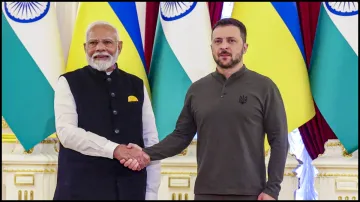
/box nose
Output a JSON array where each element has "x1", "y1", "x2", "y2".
[
  {"x1": 95, "y1": 42, "x2": 106, "y2": 52},
  {"x1": 219, "y1": 41, "x2": 230, "y2": 50}
]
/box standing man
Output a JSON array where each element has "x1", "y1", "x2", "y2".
[
  {"x1": 53, "y1": 21, "x2": 160, "y2": 200},
  {"x1": 123, "y1": 18, "x2": 289, "y2": 200}
]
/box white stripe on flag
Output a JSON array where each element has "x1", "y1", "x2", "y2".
[
  {"x1": 136, "y1": 2, "x2": 146, "y2": 51},
  {"x1": 160, "y1": 2, "x2": 216, "y2": 82}
]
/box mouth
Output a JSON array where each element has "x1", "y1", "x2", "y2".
[
  {"x1": 219, "y1": 54, "x2": 231, "y2": 59},
  {"x1": 219, "y1": 52, "x2": 231, "y2": 56},
  {"x1": 94, "y1": 55, "x2": 110, "y2": 60}
]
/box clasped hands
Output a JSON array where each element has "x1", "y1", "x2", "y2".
[{"x1": 113, "y1": 143, "x2": 150, "y2": 171}]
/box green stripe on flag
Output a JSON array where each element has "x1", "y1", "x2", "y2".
[
  {"x1": 149, "y1": 18, "x2": 192, "y2": 140},
  {"x1": 2, "y1": 13, "x2": 56, "y2": 150},
  {"x1": 309, "y1": 6, "x2": 358, "y2": 153}
]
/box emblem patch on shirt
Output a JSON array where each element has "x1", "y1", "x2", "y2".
[
  {"x1": 239, "y1": 95, "x2": 247, "y2": 104},
  {"x1": 128, "y1": 95, "x2": 138, "y2": 102}
]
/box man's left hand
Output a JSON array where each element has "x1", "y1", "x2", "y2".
[{"x1": 257, "y1": 192, "x2": 275, "y2": 200}]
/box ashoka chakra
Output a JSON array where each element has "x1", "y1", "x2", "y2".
[
  {"x1": 160, "y1": 2, "x2": 197, "y2": 21},
  {"x1": 325, "y1": 2, "x2": 358, "y2": 16},
  {"x1": 4, "y1": 2, "x2": 50, "y2": 23}
]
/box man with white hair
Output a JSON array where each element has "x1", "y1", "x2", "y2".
[{"x1": 53, "y1": 21, "x2": 160, "y2": 200}]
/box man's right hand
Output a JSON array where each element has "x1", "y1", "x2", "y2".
[{"x1": 113, "y1": 144, "x2": 140, "y2": 171}]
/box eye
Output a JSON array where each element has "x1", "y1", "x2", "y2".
[
  {"x1": 214, "y1": 39, "x2": 221, "y2": 44},
  {"x1": 103, "y1": 40, "x2": 112, "y2": 45},
  {"x1": 88, "y1": 41, "x2": 98, "y2": 46}
]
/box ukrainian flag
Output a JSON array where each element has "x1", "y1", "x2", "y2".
[
  {"x1": 232, "y1": 2, "x2": 315, "y2": 151},
  {"x1": 66, "y1": 2, "x2": 150, "y2": 95}
]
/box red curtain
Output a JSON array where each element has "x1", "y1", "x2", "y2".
[
  {"x1": 297, "y1": 2, "x2": 338, "y2": 160},
  {"x1": 208, "y1": 2, "x2": 224, "y2": 28},
  {"x1": 144, "y1": 2, "x2": 160, "y2": 74}
]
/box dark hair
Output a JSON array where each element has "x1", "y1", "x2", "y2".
[{"x1": 212, "y1": 18, "x2": 247, "y2": 43}]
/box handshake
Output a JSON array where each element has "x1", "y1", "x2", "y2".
[{"x1": 113, "y1": 143, "x2": 150, "y2": 171}]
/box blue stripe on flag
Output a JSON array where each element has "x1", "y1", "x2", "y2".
[
  {"x1": 271, "y1": 2, "x2": 306, "y2": 60},
  {"x1": 108, "y1": 2, "x2": 146, "y2": 68}
]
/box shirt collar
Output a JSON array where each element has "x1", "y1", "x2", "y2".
[
  {"x1": 212, "y1": 64, "x2": 248, "y2": 83},
  {"x1": 87, "y1": 63, "x2": 121, "y2": 80}
]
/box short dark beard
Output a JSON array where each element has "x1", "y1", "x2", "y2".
[{"x1": 213, "y1": 52, "x2": 243, "y2": 69}]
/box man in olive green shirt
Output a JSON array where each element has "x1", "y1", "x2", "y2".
[{"x1": 121, "y1": 18, "x2": 289, "y2": 200}]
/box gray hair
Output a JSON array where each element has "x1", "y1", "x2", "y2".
[{"x1": 85, "y1": 21, "x2": 120, "y2": 41}]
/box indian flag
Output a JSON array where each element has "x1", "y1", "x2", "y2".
[
  {"x1": 310, "y1": 2, "x2": 358, "y2": 153},
  {"x1": 149, "y1": 2, "x2": 216, "y2": 140},
  {"x1": 2, "y1": 2, "x2": 65, "y2": 150}
]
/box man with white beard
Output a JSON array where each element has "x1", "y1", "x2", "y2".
[{"x1": 53, "y1": 21, "x2": 160, "y2": 200}]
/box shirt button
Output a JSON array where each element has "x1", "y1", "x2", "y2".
[
  {"x1": 113, "y1": 110, "x2": 118, "y2": 115},
  {"x1": 114, "y1": 129, "x2": 119, "y2": 134},
  {"x1": 110, "y1": 92, "x2": 115, "y2": 97},
  {"x1": 107, "y1": 77, "x2": 112, "y2": 82},
  {"x1": 221, "y1": 95, "x2": 224, "y2": 98}
]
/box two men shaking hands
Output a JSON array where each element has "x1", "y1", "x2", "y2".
[{"x1": 113, "y1": 143, "x2": 150, "y2": 171}]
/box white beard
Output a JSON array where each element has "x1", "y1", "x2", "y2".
[{"x1": 87, "y1": 49, "x2": 119, "y2": 71}]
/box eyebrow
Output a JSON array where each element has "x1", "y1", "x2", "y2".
[{"x1": 214, "y1": 37, "x2": 237, "y2": 40}]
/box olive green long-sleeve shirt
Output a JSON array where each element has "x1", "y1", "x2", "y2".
[{"x1": 143, "y1": 65, "x2": 288, "y2": 199}]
